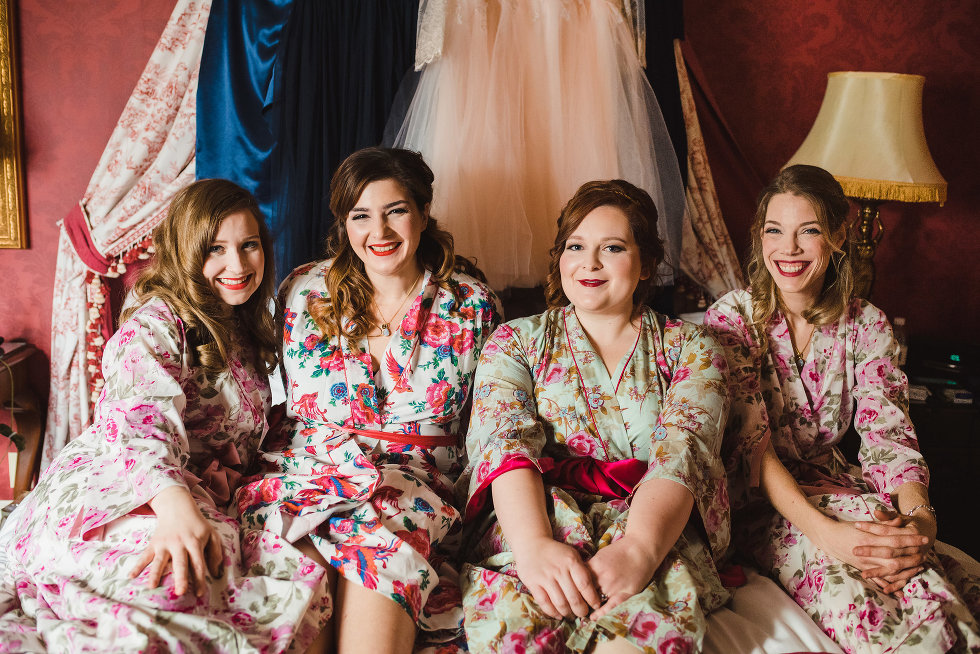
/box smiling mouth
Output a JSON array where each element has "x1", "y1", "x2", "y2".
[
  {"x1": 217, "y1": 275, "x2": 252, "y2": 290},
  {"x1": 579, "y1": 279, "x2": 607, "y2": 287},
  {"x1": 775, "y1": 261, "x2": 810, "y2": 277},
  {"x1": 369, "y1": 243, "x2": 401, "y2": 256}
]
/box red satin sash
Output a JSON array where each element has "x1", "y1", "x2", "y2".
[
  {"x1": 466, "y1": 455, "x2": 648, "y2": 517},
  {"x1": 338, "y1": 424, "x2": 458, "y2": 449}
]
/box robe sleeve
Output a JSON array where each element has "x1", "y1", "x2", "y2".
[
  {"x1": 704, "y1": 291, "x2": 772, "y2": 509},
  {"x1": 69, "y1": 301, "x2": 192, "y2": 539},
  {"x1": 639, "y1": 318, "x2": 731, "y2": 558},
  {"x1": 464, "y1": 323, "x2": 548, "y2": 511},
  {"x1": 850, "y1": 301, "x2": 929, "y2": 493}
]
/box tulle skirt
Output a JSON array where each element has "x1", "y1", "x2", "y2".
[{"x1": 390, "y1": 0, "x2": 684, "y2": 289}]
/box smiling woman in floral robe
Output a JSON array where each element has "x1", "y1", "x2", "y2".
[
  {"x1": 706, "y1": 290, "x2": 980, "y2": 653},
  {"x1": 704, "y1": 164, "x2": 980, "y2": 654},
  {"x1": 237, "y1": 261, "x2": 500, "y2": 644}
]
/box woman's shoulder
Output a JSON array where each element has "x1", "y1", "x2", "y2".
[
  {"x1": 108, "y1": 297, "x2": 186, "y2": 360},
  {"x1": 707, "y1": 288, "x2": 752, "y2": 317},
  {"x1": 446, "y1": 270, "x2": 498, "y2": 304},
  {"x1": 847, "y1": 296, "x2": 889, "y2": 324},
  {"x1": 279, "y1": 259, "x2": 330, "y2": 302},
  {"x1": 120, "y1": 296, "x2": 181, "y2": 332},
  {"x1": 644, "y1": 307, "x2": 720, "y2": 349}
]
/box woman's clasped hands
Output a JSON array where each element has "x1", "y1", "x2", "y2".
[
  {"x1": 513, "y1": 534, "x2": 658, "y2": 622},
  {"x1": 815, "y1": 507, "x2": 934, "y2": 595},
  {"x1": 129, "y1": 485, "x2": 225, "y2": 597}
]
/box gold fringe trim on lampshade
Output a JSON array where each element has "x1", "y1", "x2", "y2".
[{"x1": 835, "y1": 175, "x2": 947, "y2": 206}]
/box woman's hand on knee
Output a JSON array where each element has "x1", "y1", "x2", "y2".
[
  {"x1": 130, "y1": 486, "x2": 224, "y2": 597},
  {"x1": 852, "y1": 508, "x2": 935, "y2": 589},
  {"x1": 815, "y1": 512, "x2": 928, "y2": 594},
  {"x1": 513, "y1": 536, "x2": 600, "y2": 620},
  {"x1": 586, "y1": 535, "x2": 659, "y2": 621}
]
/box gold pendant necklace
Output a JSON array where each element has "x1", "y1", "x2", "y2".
[
  {"x1": 373, "y1": 270, "x2": 424, "y2": 337},
  {"x1": 791, "y1": 323, "x2": 816, "y2": 370}
]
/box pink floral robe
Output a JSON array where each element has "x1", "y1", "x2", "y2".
[
  {"x1": 0, "y1": 299, "x2": 330, "y2": 653},
  {"x1": 705, "y1": 289, "x2": 980, "y2": 653},
  {"x1": 460, "y1": 306, "x2": 732, "y2": 653},
  {"x1": 236, "y1": 261, "x2": 500, "y2": 648}
]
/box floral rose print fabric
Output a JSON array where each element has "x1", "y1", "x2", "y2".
[{"x1": 705, "y1": 289, "x2": 980, "y2": 653}]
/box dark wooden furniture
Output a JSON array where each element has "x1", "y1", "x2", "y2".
[
  {"x1": 0, "y1": 343, "x2": 43, "y2": 497},
  {"x1": 910, "y1": 400, "x2": 979, "y2": 560}
]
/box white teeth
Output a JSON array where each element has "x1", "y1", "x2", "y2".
[
  {"x1": 777, "y1": 262, "x2": 807, "y2": 273},
  {"x1": 218, "y1": 276, "x2": 248, "y2": 284},
  {"x1": 371, "y1": 243, "x2": 399, "y2": 253}
]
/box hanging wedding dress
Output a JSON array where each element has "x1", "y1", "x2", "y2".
[{"x1": 391, "y1": 0, "x2": 683, "y2": 290}]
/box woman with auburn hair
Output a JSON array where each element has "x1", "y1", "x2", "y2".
[
  {"x1": 237, "y1": 147, "x2": 501, "y2": 653},
  {"x1": 705, "y1": 164, "x2": 980, "y2": 652},
  {"x1": 0, "y1": 179, "x2": 330, "y2": 652},
  {"x1": 460, "y1": 179, "x2": 731, "y2": 653}
]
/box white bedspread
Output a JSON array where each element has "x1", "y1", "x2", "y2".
[{"x1": 705, "y1": 542, "x2": 979, "y2": 654}]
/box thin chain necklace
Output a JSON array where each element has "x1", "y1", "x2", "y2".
[
  {"x1": 372, "y1": 270, "x2": 424, "y2": 337},
  {"x1": 790, "y1": 321, "x2": 816, "y2": 371}
]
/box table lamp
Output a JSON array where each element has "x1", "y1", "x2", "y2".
[{"x1": 785, "y1": 72, "x2": 946, "y2": 298}]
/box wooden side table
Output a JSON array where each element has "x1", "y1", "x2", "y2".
[{"x1": 0, "y1": 344, "x2": 44, "y2": 497}]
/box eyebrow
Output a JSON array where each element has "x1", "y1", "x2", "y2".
[
  {"x1": 212, "y1": 233, "x2": 261, "y2": 243},
  {"x1": 349, "y1": 199, "x2": 408, "y2": 213},
  {"x1": 764, "y1": 219, "x2": 820, "y2": 227},
  {"x1": 566, "y1": 235, "x2": 630, "y2": 243}
]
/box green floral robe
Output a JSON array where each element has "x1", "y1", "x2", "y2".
[{"x1": 460, "y1": 306, "x2": 731, "y2": 653}]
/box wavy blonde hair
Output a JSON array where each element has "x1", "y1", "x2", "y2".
[
  {"x1": 309, "y1": 147, "x2": 482, "y2": 341},
  {"x1": 746, "y1": 164, "x2": 855, "y2": 339},
  {"x1": 124, "y1": 179, "x2": 278, "y2": 375}
]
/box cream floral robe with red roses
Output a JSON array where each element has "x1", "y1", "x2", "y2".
[
  {"x1": 237, "y1": 260, "x2": 500, "y2": 647},
  {"x1": 706, "y1": 289, "x2": 980, "y2": 654},
  {"x1": 460, "y1": 306, "x2": 731, "y2": 653},
  {"x1": 0, "y1": 299, "x2": 330, "y2": 653}
]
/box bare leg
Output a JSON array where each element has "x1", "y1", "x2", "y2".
[
  {"x1": 295, "y1": 537, "x2": 337, "y2": 654},
  {"x1": 595, "y1": 638, "x2": 642, "y2": 653},
  {"x1": 334, "y1": 575, "x2": 416, "y2": 654}
]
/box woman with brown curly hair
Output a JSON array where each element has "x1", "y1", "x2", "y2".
[
  {"x1": 0, "y1": 179, "x2": 331, "y2": 652},
  {"x1": 460, "y1": 179, "x2": 731, "y2": 653},
  {"x1": 237, "y1": 147, "x2": 501, "y2": 653},
  {"x1": 705, "y1": 164, "x2": 980, "y2": 652}
]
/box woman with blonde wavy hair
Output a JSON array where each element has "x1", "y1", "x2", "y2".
[
  {"x1": 705, "y1": 164, "x2": 980, "y2": 652},
  {"x1": 237, "y1": 147, "x2": 501, "y2": 654},
  {"x1": 0, "y1": 179, "x2": 331, "y2": 652}
]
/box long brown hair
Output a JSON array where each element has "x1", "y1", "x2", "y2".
[
  {"x1": 309, "y1": 147, "x2": 479, "y2": 341},
  {"x1": 746, "y1": 164, "x2": 854, "y2": 335},
  {"x1": 124, "y1": 179, "x2": 277, "y2": 374},
  {"x1": 544, "y1": 179, "x2": 664, "y2": 310}
]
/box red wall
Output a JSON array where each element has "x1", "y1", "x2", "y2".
[
  {"x1": 1, "y1": 0, "x2": 977, "y2": 404},
  {"x1": 0, "y1": 1, "x2": 173, "y2": 394},
  {"x1": 686, "y1": 0, "x2": 980, "y2": 344}
]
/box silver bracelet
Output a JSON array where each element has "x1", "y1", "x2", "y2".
[{"x1": 905, "y1": 503, "x2": 936, "y2": 518}]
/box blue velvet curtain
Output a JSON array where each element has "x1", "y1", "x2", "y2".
[
  {"x1": 197, "y1": 0, "x2": 418, "y2": 282},
  {"x1": 196, "y1": 0, "x2": 294, "y2": 278}
]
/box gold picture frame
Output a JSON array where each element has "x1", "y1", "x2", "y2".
[{"x1": 0, "y1": 0, "x2": 26, "y2": 249}]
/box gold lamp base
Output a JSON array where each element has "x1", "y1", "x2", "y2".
[{"x1": 851, "y1": 198, "x2": 884, "y2": 299}]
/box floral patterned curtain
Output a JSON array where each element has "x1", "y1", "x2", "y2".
[{"x1": 43, "y1": 0, "x2": 209, "y2": 469}]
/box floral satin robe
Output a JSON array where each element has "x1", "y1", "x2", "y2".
[
  {"x1": 0, "y1": 299, "x2": 329, "y2": 653},
  {"x1": 461, "y1": 306, "x2": 731, "y2": 653},
  {"x1": 705, "y1": 289, "x2": 980, "y2": 653},
  {"x1": 237, "y1": 261, "x2": 500, "y2": 645}
]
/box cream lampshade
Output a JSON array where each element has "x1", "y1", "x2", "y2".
[{"x1": 785, "y1": 71, "x2": 947, "y2": 297}]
